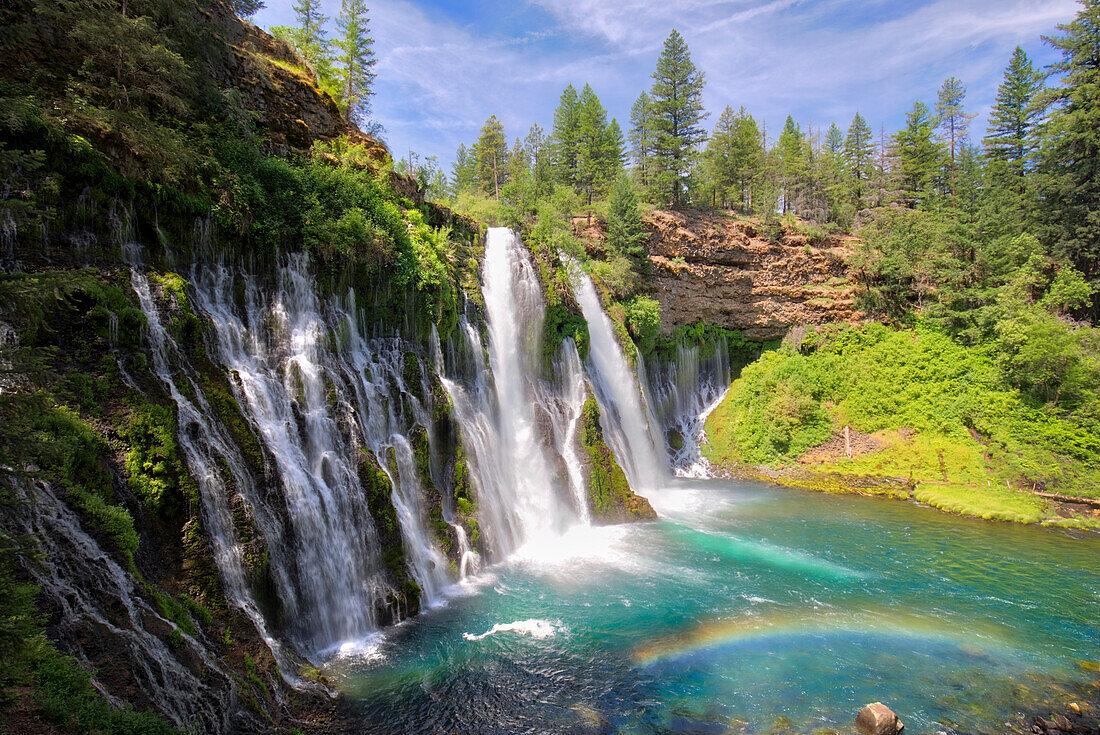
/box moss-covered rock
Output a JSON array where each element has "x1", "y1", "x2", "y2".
[{"x1": 580, "y1": 396, "x2": 657, "y2": 524}]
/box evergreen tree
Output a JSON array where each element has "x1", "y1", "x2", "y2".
[
  {"x1": 334, "y1": 0, "x2": 377, "y2": 126},
  {"x1": 550, "y1": 84, "x2": 581, "y2": 188},
  {"x1": 649, "y1": 29, "x2": 708, "y2": 208},
  {"x1": 293, "y1": 0, "x2": 327, "y2": 57},
  {"x1": 576, "y1": 84, "x2": 615, "y2": 203},
  {"x1": 894, "y1": 101, "x2": 944, "y2": 205},
  {"x1": 451, "y1": 143, "x2": 476, "y2": 195},
  {"x1": 777, "y1": 115, "x2": 807, "y2": 214},
  {"x1": 473, "y1": 115, "x2": 509, "y2": 198},
  {"x1": 1037, "y1": 0, "x2": 1100, "y2": 311},
  {"x1": 844, "y1": 112, "x2": 875, "y2": 208},
  {"x1": 606, "y1": 174, "x2": 648, "y2": 267},
  {"x1": 233, "y1": 0, "x2": 265, "y2": 17},
  {"x1": 935, "y1": 76, "x2": 976, "y2": 195},
  {"x1": 984, "y1": 46, "x2": 1045, "y2": 180},
  {"x1": 629, "y1": 91, "x2": 657, "y2": 192},
  {"x1": 525, "y1": 123, "x2": 554, "y2": 200},
  {"x1": 823, "y1": 123, "x2": 844, "y2": 157}
]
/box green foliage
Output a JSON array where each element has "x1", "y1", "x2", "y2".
[
  {"x1": 334, "y1": 0, "x2": 377, "y2": 125},
  {"x1": 122, "y1": 404, "x2": 197, "y2": 517},
  {"x1": 580, "y1": 397, "x2": 633, "y2": 517},
  {"x1": 605, "y1": 174, "x2": 648, "y2": 268},
  {"x1": 624, "y1": 295, "x2": 661, "y2": 355},
  {"x1": 705, "y1": 323, "x2": 1100, "y2": 499}
]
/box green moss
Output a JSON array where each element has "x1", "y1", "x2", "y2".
[
  {"x1": 581, "y1": 397, "x2": 635, "y2": 518},
  {"x1": 122, "y1": 403, "x2": 197, "y2": 517}
]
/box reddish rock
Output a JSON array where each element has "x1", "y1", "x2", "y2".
[
  {"x1": 857, "y1": 702, "x2": 905, "y2": 735},
  {"x1": 644, "y1": 210, "x2": 864, "y2": 341}
]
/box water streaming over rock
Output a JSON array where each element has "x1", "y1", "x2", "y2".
[
  {"x1": 646, "y1": 339, "x2": 731, "y2": 477},
  {"x1": 2, "y1": 476, "x2": 240, "y2": 732},
  {"x1": 565, "y1": 258, "x2": 669, "y2": 495}
]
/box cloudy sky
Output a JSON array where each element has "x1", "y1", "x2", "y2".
[{"x1": 252, "y1": 0, "x2": 1080, "y2": 171}]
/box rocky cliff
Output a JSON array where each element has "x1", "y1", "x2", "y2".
[{"x1": 644, "y1": 210, "x2": 864, "y2": 341}]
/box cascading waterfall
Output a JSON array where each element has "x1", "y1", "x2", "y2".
[
  {"x1": 125, "y1": 250, "x2": 297, "y2": 682},
  {"x1": 566, "y1": 258, "x2": 669, "y2": 495},
  {"x1": 189, "y1": 256, "x2": 389, "y2": 657},
  {"x1": 328, "y1": 298, "x2": 452, "y2": 605},
  {"x1": 533, "y1": 338, "x2": 591, "y2": 526},
  {"x1": 188, "y1": 253, "x2": 459, "y2": 657},
  {"x1": 646, "y1": 339, "x2": 731, "y2": 477},
  {"x1": 436, "y1": 228, "x2": 586, "y2": 560}
]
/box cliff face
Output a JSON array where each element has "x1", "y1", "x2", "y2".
[{"x1": 644, "y1": 210, "x2": 864, "y2": 341}]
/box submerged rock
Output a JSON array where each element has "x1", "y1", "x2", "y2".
[{"x1": 857, "y1": 702, "x2": 904, "y2": 735}]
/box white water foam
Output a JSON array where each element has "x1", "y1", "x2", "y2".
[{"x1": 462, "y1": 619, "x2": 560, "y2": 641}]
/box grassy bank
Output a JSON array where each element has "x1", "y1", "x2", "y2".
[{"x1": 703, "y1": 323, "x2": 1100, "y2": 527}]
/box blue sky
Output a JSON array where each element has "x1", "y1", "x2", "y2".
[{"x1": 252, "y1": 0, "x2": 1081, "y2": 172}]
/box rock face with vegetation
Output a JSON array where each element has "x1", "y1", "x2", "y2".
[
  {"x1": 579, "y1": 397, "x2": 657, "y2": 524},
  {"x1": 645, "y1": 210, "x2": 862, "y2": 341}
]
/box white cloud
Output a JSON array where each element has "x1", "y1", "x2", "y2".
[{"x1": 253, "y1": 0, "x2": 1080, "y2": 168}]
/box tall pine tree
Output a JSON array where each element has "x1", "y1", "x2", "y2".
[
  {"x1": 894, "y1": 101, "x2": 944, "y2": 206},
  {"x1": 629, "y1": 91, "x2": 657, "y2": 192},
  {"x1": 473, "y1": 115, "x2": 509, "y2": 198},
  {"x1": 649, "y1": 29, "x2": 708, "y2": 208},
  {"x1": 935, "y1": 76, "x2": 976, "y2": 195},
  {"x1": 335, "y1": 0, "x2": 376, "y2": 126},
  {"x1": 550, "y1": 85, "x2": 581, "y2": 188},
  {"x1": 984, "y1": 46, "x2": 1045, "y2": 180},
  {"x1": 1037, "y1": 0, "x2": 1100, "y2": 312},
  {"x1": 844, "y1": 112, "x2": 875, "y2": 209}
]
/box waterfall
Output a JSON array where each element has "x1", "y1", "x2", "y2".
[
  {"x1": 126, "y1": 256, "x2": 297, "y2": 682},
  {"x1": 534, "y1": 339, "x2": 591, "y2": 525},
  {"x1": 188, "y1": 256, "x2": 394, "y2": 657},
  {"x1": 646, "y1": 339, "x2": 731, "y2": 477},
  {"x1": 566, "y1": 259, "x2": 669, "y2": 495},
  {"x1": 436, "y1": 229, "x2": 585, "y2": 560}
]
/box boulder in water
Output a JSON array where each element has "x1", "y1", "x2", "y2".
[{"x1": 856, "y1": 702, "x2": 904, "y2": 735}]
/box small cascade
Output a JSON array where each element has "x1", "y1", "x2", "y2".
[
  {"x1": 646, "y1": 339, "x2": 731, "y2": 477},
  {"x1": 534, "y1": 338, "x2": 591, "y2": 524},
  {"x1": 566, "y1": 259, "x2": 669, "y2": 495},
  {"x1": 329, "y1": 299, "x2": 452, "y2": 604},
  {"x1": 436, "y1": 229, "x2": 585, "y2": 560},
  {"x1": 2, "y1": 477, "x2": 237, "y2": 732}
]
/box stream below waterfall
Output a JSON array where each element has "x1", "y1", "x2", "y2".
[{"x1": 328, "y1": 479, "x2": 1100, "y2": 734}]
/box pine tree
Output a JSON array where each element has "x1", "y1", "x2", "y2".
[
  {"x1": 984, "y1": 46, "x2": 1045, "y2": 180},
  {"x1": 777, "y1": 115, "x2": 807, "y2": 214},
  {"x1": 935, "y1": 76, "x2": 976, "y2": 195},
  {"x1": 823, "y1": 123, "x2": 844, "y2": 157},
  {"x1": 293, "y1": 0, "x2": 327, "y2": 54},
  {"x1": 1037, "y1": 0, "x2": 1100, "y2": 310},
  {"x1": 525, "y1": 123, "x2": 554, "y2": 200},
  {"x1": 451, "y1": 143, "x2": 476, "y2": 195},
  {"x1": 335, "y1": 0, "x2": 377, "y2": 126},
  {"x1": 576, "y1": 84, "x2": 615, "y2": 203},
  {"x1": 550, "y1": 85, "x2": 581, "y2": 188},
  {"x1": 649, "y1": 29, "x2": 708, "y2": 208},
  {"x1": 606, "y1": 174, "x2": 648, "y2": 266},
  {"x1": 629, "y1": 92, "x2": 657, "y2": 192},
  {"x1": 844, "y1": 112, "x2": 875, "y2": 208},
  {"x1": 701, "y1": 106, "x2": 739, "y2": 208},
  {"x1": 473, "y1": 115, "x2": 509, "y2": 198},
  {"x1": 894, "y1": 101, "x2": 944, "y2": 206}
]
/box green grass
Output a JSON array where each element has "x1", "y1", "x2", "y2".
[{"x1": 911, "y1": 482, "x2": 1047, "y2": 524}]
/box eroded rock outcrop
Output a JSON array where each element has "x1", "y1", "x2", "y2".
[{"x1": 645, "y1": 210, "x2": 864, "y2": 340}]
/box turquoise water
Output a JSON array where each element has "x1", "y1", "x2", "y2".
[{"x1": 331, "y1": 480, "x2": 1100, "y2": 734}]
